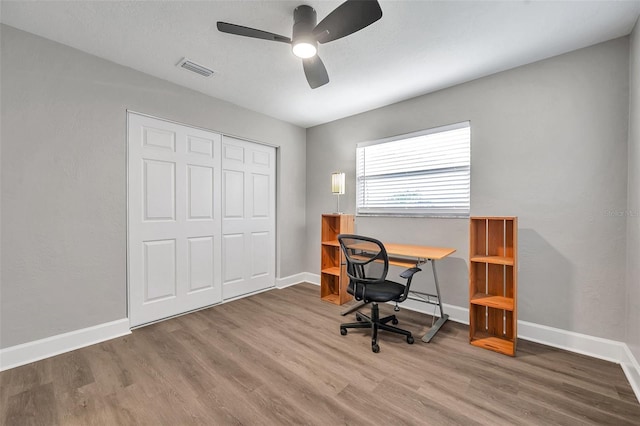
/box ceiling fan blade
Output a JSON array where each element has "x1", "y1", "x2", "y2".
[
  {"x1": 313, "y1": 0, "x2": 382, "y2": 44},
  {"x1": 303, "y1": 56, "x2": 329, "y2": 89},
  {"x1": 216, "y1": 22, "x2": 291, "y2": 44}
]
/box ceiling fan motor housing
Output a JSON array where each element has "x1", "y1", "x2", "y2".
[{"x1": 292, "y1": 5, "x2": 317, "y2": 51}]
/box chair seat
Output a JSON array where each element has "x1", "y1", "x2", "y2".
[{"x1": 348, "y1": 280, "x2": 406, "y2": 303}]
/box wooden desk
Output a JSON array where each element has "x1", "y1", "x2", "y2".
[{"x1": 338, "y1": 241, "x2": 456, "y2": 343}]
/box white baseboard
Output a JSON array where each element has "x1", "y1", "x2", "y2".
[
  {"x1": 517, "y1": 320, "x2": 628, "y2": 364},
  {"x1": 398, "y1": 298, "x2": 629, "y2": 365},
  {"x1": 276, "y1": 272, "x2": 318, "y2": 289},
  {"x1": 0, "y1": 318, "x2": 131, "y2": 372}
]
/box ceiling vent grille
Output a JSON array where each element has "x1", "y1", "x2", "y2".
[{"x1": 177, "y1": 58, "x2": 215, "y2": 77}]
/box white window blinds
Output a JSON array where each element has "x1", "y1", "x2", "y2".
[{"x1": 356, "y1": 122, "x2": 470, "y2": 217}]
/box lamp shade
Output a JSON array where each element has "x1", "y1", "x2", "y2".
[{"x1": 331, "y1": 172, "x2": 345, "y2": 195}]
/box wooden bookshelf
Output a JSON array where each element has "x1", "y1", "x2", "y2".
[
  {"x1": 320, "y1": 214, "x2": 354, "y2": 305},
  {"x1": 469, "y1": 216, "x2": 518, "y2": 356}
]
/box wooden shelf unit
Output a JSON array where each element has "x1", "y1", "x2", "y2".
[
  {"x1": 469, "y1": 216, "x2": 518, "y2": 356},
  {"x1": 320, "y1": 214, "x2": 354, "y2": 305}
]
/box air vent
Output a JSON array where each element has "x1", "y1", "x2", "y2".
[{"x1": 177, "y1": 58, "x2": 215, "y2": 77}]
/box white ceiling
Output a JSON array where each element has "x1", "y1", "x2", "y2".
[{"x1": 2, "y1": 1, "x2": 640, "y2": 128}]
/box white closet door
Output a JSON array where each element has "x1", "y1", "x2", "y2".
[
  {"x1": 222, "y1": 136, "x2": 276, "y2": 299},
  {"x1": 128, "y1": 113, "x2": 222, "y2": 327}
]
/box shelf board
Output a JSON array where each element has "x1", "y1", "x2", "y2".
[
  {"x1": 322, "y1": 240, "x2": 340, "y2": 247},
  {"x1": 470, "y1": 293, "x2": 514, "y2": 311},
  {"x1": 470, "y1": 336, "x2": 515, "y2": 356},
  {"x1": 321, "y1": 293, "x2": 340, "y2": 304},
  {"x1": 470, "y1": 255, "x2": 514, "y2": 266},
  {"x1": 321, "y1": 267, "x2": 341, "y2": 276}
]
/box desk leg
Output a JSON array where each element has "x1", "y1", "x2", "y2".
[{"x1": 422, "y1": 260, "x2": 449, "y2": 343}]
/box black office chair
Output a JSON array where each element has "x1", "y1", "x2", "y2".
[{"x1": 337, "y1": 234, "x2": 421, "y2": 353}]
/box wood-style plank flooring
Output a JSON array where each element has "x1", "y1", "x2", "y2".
[{"x1": 1, "y1": 283, "x2": 639, "y2": 425}]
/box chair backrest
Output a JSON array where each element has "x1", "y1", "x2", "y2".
[{"x1": 337, "y1": 234, "x2": 389, "y2": 285}]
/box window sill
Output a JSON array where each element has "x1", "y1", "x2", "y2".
[{"x1": 356, "y1": 213, "x2": 470, "y2": 219}]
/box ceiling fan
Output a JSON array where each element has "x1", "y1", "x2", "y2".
[{"x1": 217, "y1": 0, "x2": 383, "y2": 89}]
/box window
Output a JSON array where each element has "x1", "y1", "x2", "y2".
[{"x1": 356, "y1": 122, "x2": 470, "y2": 217}]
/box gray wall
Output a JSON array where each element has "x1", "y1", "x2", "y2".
[
  {"x1": 306, "y1": 38, "x2": 630, "y2": 341},
  {"x1": 627, "y1": 20, "x2": 640, "y2": 363},
  {"x1": 0, "y1": 25, "x2": 306, "y2": 349}
]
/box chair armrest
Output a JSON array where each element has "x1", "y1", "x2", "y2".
[
  {"x1": 396, "y1": 267, "x2": 422, "y2": 303},
  {"x1": 399, "y1": 267, "x2": 421, "y2": 279}
]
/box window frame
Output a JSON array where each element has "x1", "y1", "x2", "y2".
[{"x1": 355, "y1": 121, "x2": 471, "y2": 218}]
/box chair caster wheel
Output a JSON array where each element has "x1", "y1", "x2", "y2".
[
  {"x1": 340, "y1": 327, "x2": 347, "y2": 336},
  {"x1": 392, "y1": 317, "x2": 399, "y2": 325},
  {"x1": 372, "y1": 344, "x2": 380, "y2": 353},
  {"x1": 407, "y1": 336, "x2": 414, "y2": 344}
]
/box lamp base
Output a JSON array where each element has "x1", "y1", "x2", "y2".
[{"x1": 334, "y1": 194, "x2": 342, "y2": 215}]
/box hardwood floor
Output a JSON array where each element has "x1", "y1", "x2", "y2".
[{"x1": 2, "y1": 283, "x2": 639, "y2": 425}]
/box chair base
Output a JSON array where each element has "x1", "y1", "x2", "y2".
[{"x1": 340, "y1": 302, "x2": 414, "y2": 353}]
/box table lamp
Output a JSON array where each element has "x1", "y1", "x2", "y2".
[{"x1": 331, "y1": 172, "x2": 345, "y2": 213}]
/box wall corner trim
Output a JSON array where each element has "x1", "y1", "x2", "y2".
[
  {"x1": 621, "y1": 345, "x2": 640, "y2": 403},
  {"x1": 0, "y1": 318, "x2": 131, "y2": 372},
  {"x1": 304, "y1": 273, "x2": 320, "y2": 286},
  {"x1": 276, "y1": 272, "x2": 314, "y2": 289},
  {"x1": 277, "y1": 272, "x2": 320, "y2": 288}
]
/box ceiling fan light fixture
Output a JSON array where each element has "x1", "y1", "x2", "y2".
[
  {"x1": 292, "y1": 5, "x2": 318, "y2": 59},
  {"x1": 292, "y1": 41, "x2": 317, "y2": 58}
]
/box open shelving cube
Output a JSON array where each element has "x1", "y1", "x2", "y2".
[
  {"x1": 469, "y1": 217, "x2": 518, "y2": 356},
  {"x1": 320, "y1": 214, "x2": 354, "y2": 305}
]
